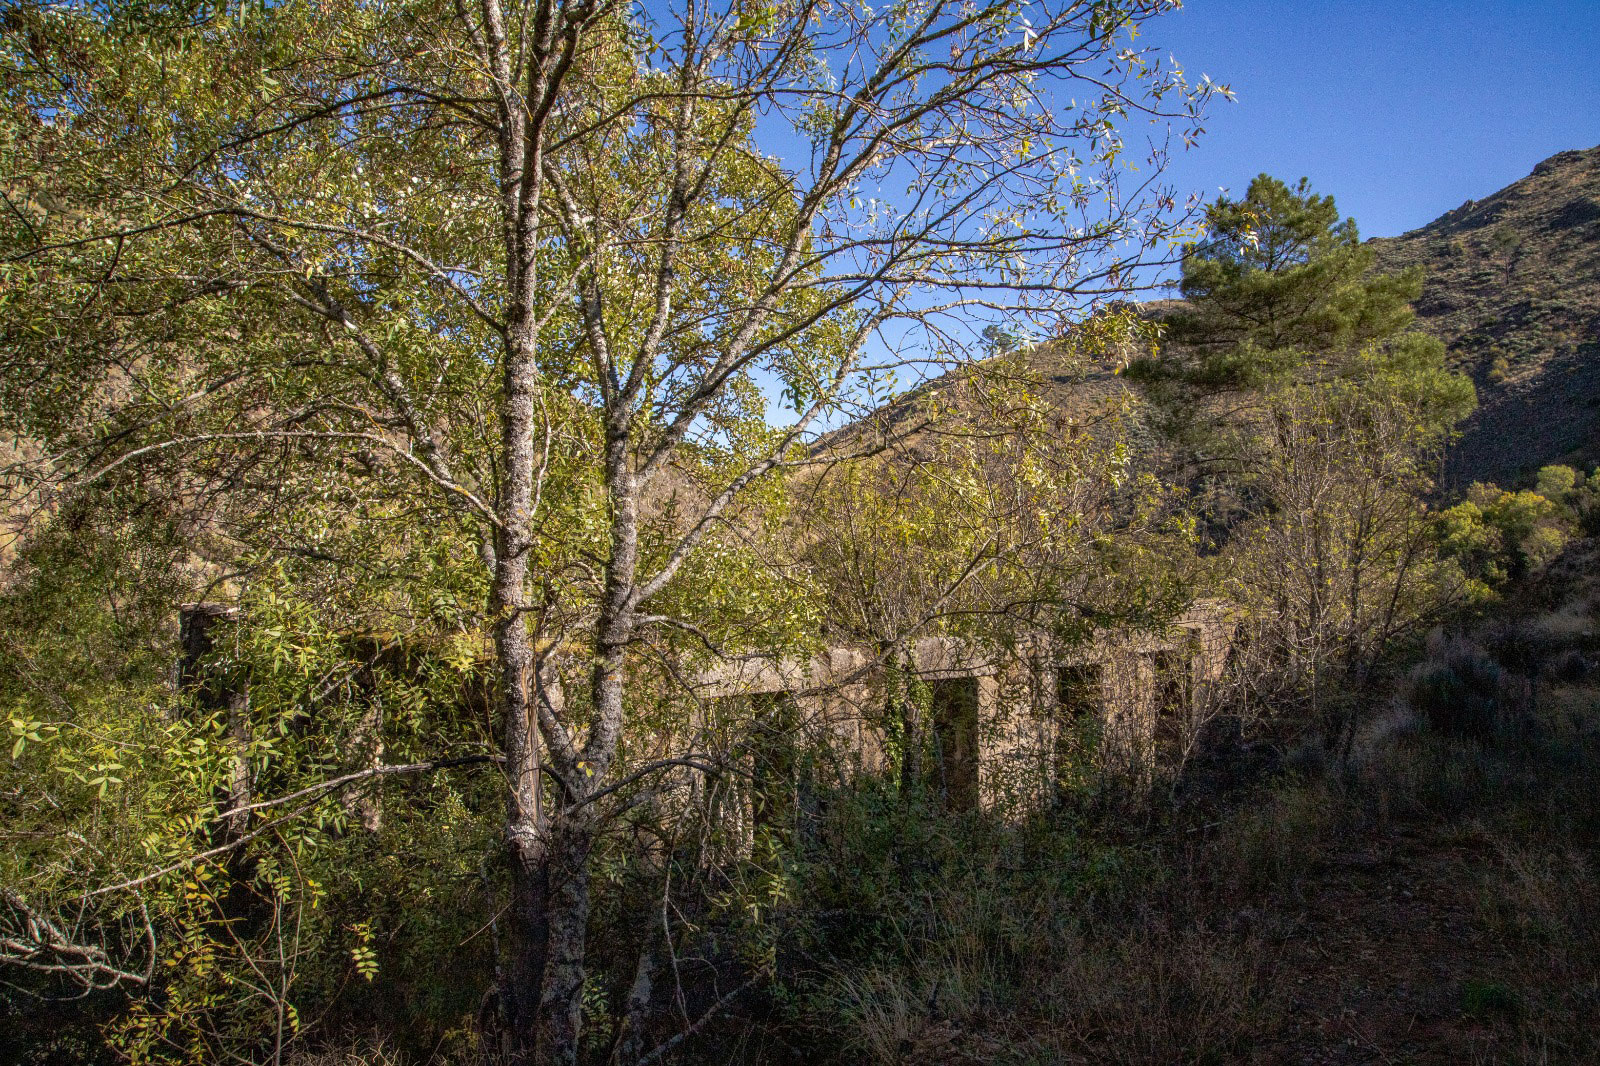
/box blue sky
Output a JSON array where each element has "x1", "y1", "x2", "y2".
[
  {"x1": 1143, "y1": 0, "x2": 1600, "y2": 240},
  {"x1": 756, "y1": 1, "x2": 1600, "y2": 422}
]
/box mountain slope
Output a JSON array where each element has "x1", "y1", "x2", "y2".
[
  {"x1": 824, "y1": 148, "x2": 1600, "y2": 490},
  {"x1": 1368, "y1": 145, "x2": 1600, "y2": 487}
]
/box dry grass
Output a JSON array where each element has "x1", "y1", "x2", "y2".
[
  {"x1": 813, "y1": 908, "x2": 1281, "y2": 1066},
  {"x1": 287, "y1": 1037, "x2": 406, "y2": 1066}
]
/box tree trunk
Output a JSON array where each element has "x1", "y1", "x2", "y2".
[
  {"x1": 535, "y1": 817, "x2": 594, "y2": 1065},
  {"x1": 493, "y1": 479, "x2": 555, "y2": 1065},
  {"x1": 608, "y1": 937, "x2": 658, "y2": 1065},
  {"x1": 522, "y1": 428, "x2": 637, "y2": 1061},
  {"x1": 492, "y1": 325, "x2": 548, "y2": 1062},
  {"x1": 502, "y1": 839, "x2": 551, "y2": 1065}
]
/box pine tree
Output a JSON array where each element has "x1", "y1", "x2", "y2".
[
  {"x1": 1129, "y1": 176, "x2": 1478, "y2": 754},
  {"x1": 1159, "y1": 174, "x2": 1425, "y2": 388},
  {"x1": 1129, "y1": 173, "x2": 1473, "y2": 436}
]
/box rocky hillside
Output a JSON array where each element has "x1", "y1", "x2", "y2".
[{"x1": 1368, "y1": 144, "x2": 1600, "y2": 487}]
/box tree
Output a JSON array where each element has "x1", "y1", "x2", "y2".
[
  {"x1": 1126, "y1": 175, "x2": 1476, "y2": 752},
  {"x1": 981, "y1": 324, "x2": 1021, "y2": 355},
  {"x1": 2, "y1": 0, "x2": 1221, "y2": 1060},
  {"x1": 1164, "y1": 174, "x2": 1423, "y2": 387},
  {"x1": 1221, "y1": 367, "x2": 1473, "y2": 754},
  {"x1": 1127, "y1": 171, "x2": 1475, "y2": 504}
]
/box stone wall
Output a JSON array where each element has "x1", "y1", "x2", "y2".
[{"x1": 697, "y1": 600, "x2": 1237, "y2": 814}]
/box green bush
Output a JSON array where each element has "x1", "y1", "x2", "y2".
[
  {"x1": 1407, "y1": 644, "x2": 1507, "y2": 742},
  {"x1": 1460, "y1": 978, "x2": 1521, "y2": 1021}
]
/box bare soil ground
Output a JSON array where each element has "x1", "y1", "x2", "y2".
[{"x1": 1257, "y1": 821, "x2": 1574, "y2": 1066}]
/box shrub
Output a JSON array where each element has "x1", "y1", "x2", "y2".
[
  {"x1": 1534, "y1": 464, "x2": 1578, "y2": 502},
  {"x1": 1405, "y1": 640, "x2": 1512, "y2": 742},
  {"x1": 1460, "y1": 979, "x2": 1521, "y2": 1021},
  {"x1": 1546, "y1": 648, "x2": 1594, "y2": 684}
]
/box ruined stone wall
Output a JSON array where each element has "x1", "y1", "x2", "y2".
[{"x1": 695, "y1": 601, "x2": 1238, "y2": 817}]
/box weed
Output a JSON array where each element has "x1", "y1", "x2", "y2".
[{"x1": 1460, "y1": 978, "x2": 1520, "y2": 1021}]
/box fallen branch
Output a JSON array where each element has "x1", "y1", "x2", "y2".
[{"x1": 634, "y1": 974, "x2": 761, "y2": 1066}]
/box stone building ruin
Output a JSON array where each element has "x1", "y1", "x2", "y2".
[
  {"x1": 696, "y1": 600, "x2": 1236, "y2": 815},
  {"x1": 176, "y1": 598, "x2": 1236, "y2": 831}
]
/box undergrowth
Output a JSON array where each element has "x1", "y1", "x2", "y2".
[{"x1": 756, "y1": 656, "x2": 1600, "y2": 1064}]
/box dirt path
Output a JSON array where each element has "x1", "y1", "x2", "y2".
[{"x1": 1256, "y1": 823, "x2": 1549, "y2": 1065}]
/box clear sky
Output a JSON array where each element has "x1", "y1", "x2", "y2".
[
  {"x1": 760, "y1": 1, "x2": 1600, "y2": 423},
  {"x1": 1141, "y1": 0, "x2": 1600, "y2": 240}
]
